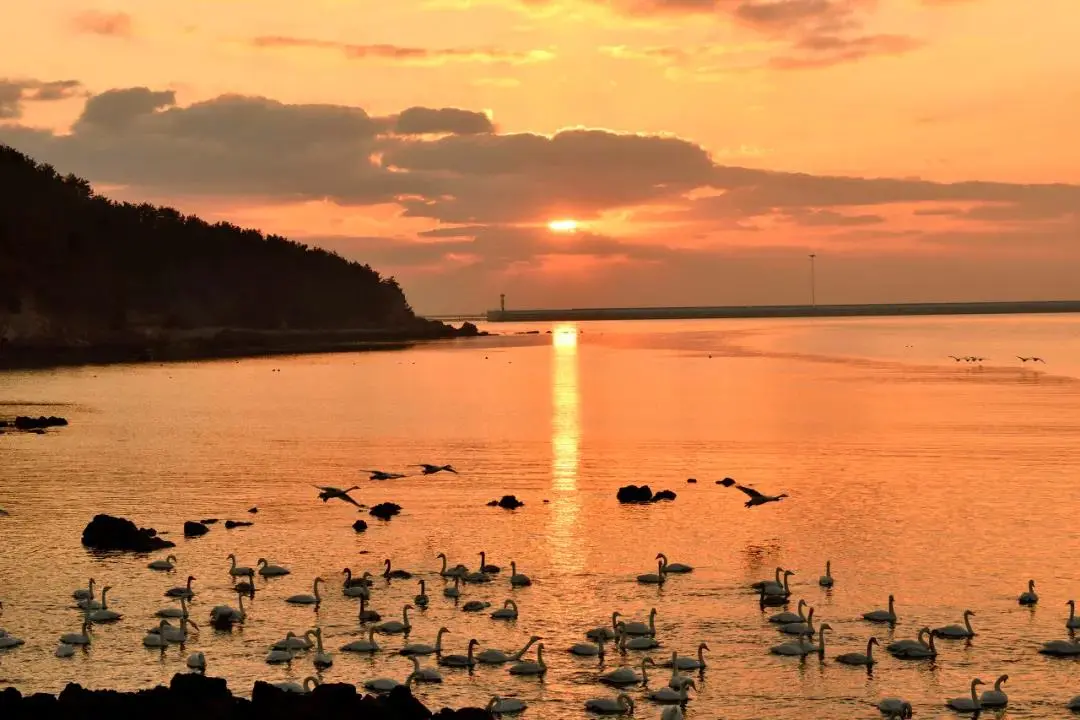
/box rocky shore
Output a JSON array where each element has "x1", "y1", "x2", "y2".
[
  {"x1": 0, "y1": 673, "x2": 492, "y2": 720},
  {"x1": 0, "y1": 321, "x2": 485, "y2": 370}
]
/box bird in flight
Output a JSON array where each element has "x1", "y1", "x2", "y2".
[
  {"x1": 948, "y1": 356, "x2": 964, "y2": 362},
  {"x1": 361, "y1": 469, "x2": 407, "y2": 481},
  {"x1": 313, "y1": 485, "x2": 362, "y2": 508},
  {"x1": 416, "y1": 464, "x2": 458, "y2": 475},
  {"x1": 731, "y1": 484, "x2": 788, "y2": 508}
]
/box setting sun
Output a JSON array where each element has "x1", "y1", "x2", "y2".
[{"x1": 548, "y1": 219, "x2": 580, "y2": 233}]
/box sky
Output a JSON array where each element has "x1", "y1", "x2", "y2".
[{"x1": 2, "y1": 0, "x2": 1079, "y2": 314}]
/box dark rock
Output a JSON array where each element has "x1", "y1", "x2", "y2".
[
  {"x1": 13, "y1": 415, "x2": 68, "y2": 430},
  {"x1": 495, "y1": 495, "x2": 524, "y2": 510},
  {"x1": 651, "y1": 490, "x2": 677, "y2": 502},
  {"x1": 352, "y1": 519, "x2": 368, "y2": 532},
  {"x1": 81, "y1": 514, "x2": 175, "y2": 552},
  {"x1": 224, "y1": 520, "x2": 253, "y2": 529},
  {"x1": 248, "y1": 506, "x2": 258, "y2": 514},
  {"x1": 434, "y1": 708, "x2": 491, "y2": 720},
  {"x1": 687, "y1": 478, "x2": 697, "y2": 484},
  {"x1": 543, "y1": 499, "x2": 549, "y2": 503},
  {"x1": 381, "y1": 684, "x2": 433, "y2": 719},
  {"x1": 616, "y1": 485, "x2": 653, "y2": 503},
  {"x1": 200, "y1": 518, "x2": 219, "y2": 524},
  {"x1": 369, "y1": 502, "x2": 401, "y2": 520},
  {"x1": 184, "y1": 521, "x2": 210, "y2": 538},
  {"x1": 457, "y1": 321, "x2": 481, "y2": 337},
  {"x1": 169, "y1": 671, "x2": 231, "y2": 703},
  {"x1": 718, "y1": 477, "x2": 736, "y2": 487}
]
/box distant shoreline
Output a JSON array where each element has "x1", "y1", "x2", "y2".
[
  {"x1": 0, "y1": 323, "x2": 483, "y2": 371},
  {"x1": 486, "y1": 300, "x2": 1080, "y2": 323}
]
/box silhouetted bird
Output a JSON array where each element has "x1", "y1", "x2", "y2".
[
  {"x1": 417, "y1": 464, "x2": 458, "y2": 475},
  {"x1": 949, "y1": 356, "x2": 963, "y2": 362},
  {"x1": 732, "y1": 484, "x2": 788, "y2": 508},
  {"x1": 1033, "y1": 357, "x2": 1046, "y2": 363},
  {"x1": 362, "y1": 469, "x2": 407, "y2": 481},
  {"x1": 314, "y1": 485, "x2": 362, "y2": 508}
]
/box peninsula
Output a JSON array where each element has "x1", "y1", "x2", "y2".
[{"x1": 0, "y1": 145, "x2": 478, "y2": 369}]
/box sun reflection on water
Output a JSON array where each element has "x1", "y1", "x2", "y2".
[{"x1": 548, "y1": 323, "x2": 581, "y2": 572}]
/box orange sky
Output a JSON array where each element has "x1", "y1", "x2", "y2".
[{"x1": 2, "y1": 0, "x2": 1079, "y2": 313}]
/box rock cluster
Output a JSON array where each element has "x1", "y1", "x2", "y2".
[{"x1": 81, "y1": 514, "x2": 175, "y2": 552}]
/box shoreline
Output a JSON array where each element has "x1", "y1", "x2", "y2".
[{"x1": 0, "y1": 322, "x2": 485, "y2": 371}]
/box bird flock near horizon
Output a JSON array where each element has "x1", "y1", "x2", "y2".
[
  {"x1": 947, "y1": 355, "x2": 1047, "y2": 364},
  {"x1": 6, "y1": 471, "x2": 1080, "y2": 719}
]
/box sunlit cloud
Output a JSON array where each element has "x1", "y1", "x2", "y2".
[{"x1": 250, "y1": 35, "x2": 556, "y2": 66}]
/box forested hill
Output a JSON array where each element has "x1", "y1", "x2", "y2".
[{"x1": 0, "y1": 144, "x2": 459, "y2": 360}]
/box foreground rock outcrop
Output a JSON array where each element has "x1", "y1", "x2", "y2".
[
  {"x1": 0, "y1": 673, "x2": 493, "y2": 720},
  {"x1": 81, "y1": 514, "x2": 175, "y2": 552}
]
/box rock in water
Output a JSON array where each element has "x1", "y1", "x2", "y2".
[
  {"x1": 651, "y1": 490, "x2": 677, "y2": 502},
  {"x1": 616, "y1": 485, "x2": 653, "y2": 503},
  {"x1": 369, "y1": 502, "x2": 401, "y2": 520},
  {"x1": 13, "y1": 415, "x2": 69, "y2": 430},
  {"x1": 183, "y1": 521, "x2": 210, "y2": 538},
  {"x1": 81, "y1": 514, "x2": 175, "y2": 552},
  {"x1": 687, "y1": 478, "x2": 698, "y2": 484},
  {"x1": 200, "y1": 518, "x2": 219, "y2": 524},
  {"x1": 352, "y1": 519, "x2": 368, "y2": 532},
  {"x1": 247, "y1": 507, "x2": 258, "y2": 514},
  {"x1": 224, "y1": 520, "x2": 253, "y2": 529}
]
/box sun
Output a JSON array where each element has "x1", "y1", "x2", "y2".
[{"x1": 548, "y1": 219, "x2": 580, "y2": 233}]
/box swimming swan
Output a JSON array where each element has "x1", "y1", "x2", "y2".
[
  {"x1": 935, "y1": 610, "x2": 976, "y2": 639},
  {"x1": 586, "y1": 612, "x2": 620, "y2": 641},
  {"x1": 836, "y1": 637, "x2": 878, "y2": 666},
  {"x1": 1067, "y1": 600, "x2": 1080, "y2": 629},
  {"x1": 770, "y1": 599, "x2": 807, "y2": 625},
  {"x1": 340, "y1": 627, "x2": 380, "y2": 653},
  {"x1": 88, "y1": 586, "x2": 122, "y2": 622},
  {"x1": 1018, "y1": 579, "x2": 1038, "y2": 605},
  {"x1": 312, "y1": 627, "x2": 333, "y2": 669},
  {"x1": 979, "y1": 674, "x2": 1008, "y2": 708},
  {"x1": 438, "y1": 638, "x2": 479, "y2": 668},
  {"x1": 819, "y1": 560, "x2": 834, "y2": 587},
  {"x1": 401, "y1": 627, "x2": 449, "y2": 657},
  {"x1": 887, "y1": 627, "x2": 931, "y2": 654},
  {"x1": 585, "y1": 693, "x2": 634, "y2": 715},
  {"x1": 509, "y1": 561, "x2": 531, "y2": 587},
  {"x1": 285, "y1": 577, "x2": 324, "y2": 605},
  {"x1": 491, "y1": 600, "x2": 519, "y2": 619},
  {"x1": 384, "y1": 559, "x2": 412, "y2": 580},
  {"x1": 414, "y1": 579, "x2": 429, "y2": 607},
  {"x1": 437, "y1": 552, "x2": 468, "y2": 578},
  {"x1": 620, "y1": 608, "x2": 657, "y2": 636},
  {"x1": 637, "y1": 559, "x2": 666, "y2": 585},
  {"x1": 375, "y1": 605, "x2": 413, "y2": 634},
  {"x1": 656, "y1": 553, "x2": 693, "y2": 574},
  {"x1": 148, "y1": 555, "x2": 178, "y2": 571},
  {"x1": 257, "y1": 558, "x2": 291, "y2": 577},
  {"x1": 778, "y1": 607, "x2": 815, "y2": 636},
  {"x1": 660, "y1": 642, "x2": 708, "y2": 670},
  {"x1": 487, "y1": 696, "x2": 527, "y2": 714},
  {"x1": 945, "y1": 678, "x2": 985, "y2": 712},
  {"x1": 599, "y1": 657, "x2": 650, "y2": 686},
  {"x1": 226, "y1": 554, "x2": 254, "y2": 578},
  {"x1": 271, "y1": 676, "x2": 319, "y2": 694},
  {"x1": 863, "y1": 595, "x2": 897, "y2": 623},
  {"x1": 508, "y1": 643, "x2": 546, "y2": 675},
  {"x1": 408, "y1": 655, "x2": 443, "y2": 682},
  {"x1": 477, "y1": 635, "x2": 541, "y2": 664},
  {"x1": 648, "y1": 679, "x2": 695, "y2": 705},
  {"x1": 165, "y1": 576, "x2": 197, "y2": 599}
]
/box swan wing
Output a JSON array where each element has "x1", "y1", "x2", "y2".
[{"x1": 734, "y1": 484, "x2": 765, "y2": 499}]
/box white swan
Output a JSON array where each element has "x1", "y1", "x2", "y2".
[
  {"x1": 72, "y1": 578, "x2": 95, "y2": 601},
  {"x1": 620, "y1": 608, "x2": 657, "y2": 636},
  {"x1": 55, "y1": 642, "x2": 76, "y2": 658},
  {"x1": 819, "y1": 560, "x2": 834, "y2": 587},
  {"x1": 648, "y1": 679, "x2": 695, "y2": 705},
  {"x1": 656, "y1": 553, "x2": 693, "y2": 574},
  {"x1": 187, "y1": 651, "x2": 206, "y2": 672},
  {"x1": 779, "y1": 607, "x2": 815, "y2": 636},
  {"x1": 599, "y1": 657, "x2": 649, "y2": 686},
  {"x1": 273, "y1": 630, "x2": 315, "y2": 651},
  {"x1": 165, "y1": 576, "x2": 196, "y2": 598},
  {"x1": 836, "y1": 637, "x2": 878, "y2": 666},
  {"x1": 980, "y1": 674, "x2": 1008, "y2": 708},
  {"x1": 401, "y1": 627, "x2": 449, "y2": 657},
  {"x1": 751, "y1": 567, "x2": 783, "y2": 592},
  {"x1": 662, "y1": 652, "x2": 692, "y2": 690},
  {"x1": 265, "y1": 646, "x2": 296, "y2": 664},
  {"x1": 414, "y1": 579, "x2": 429, "y2": 607},
  {"x1": 272, "y1": 676, "x2": 320, "y2": 693},
  {"x1": 438, "y1": 638, "x2": 479, "y2": 668},
  {"x1": 480, "y1": 551, "x2": 501, "y2": 573},
  {"x1": 59, "y1": 618, "x2": 92, "y2": 646},
  {"x1": 660, "y1": 642, "x2": 709, "y2": 670},
  {"x1": 487, "y1": 696, "x2": 527, "y2": 715},
  {"x1": 364, "y1": 670, "x2": 416, "y2": 693},
  {"x1": 862, "y1": 594, "x2": 897, "y2": 623},
  {"x1": 478, "y1": 635, "x2": 541, "y2": 664},
  {"x1": 585, "y1": 693, "x2": 634, "y2": 715},
  {"x1": 312, "y1": 627, "x2": 333, "y2": 669},
  {"x1": 587, "y1": 612, "x2": 621, "y2": 641},
  {"x1": 408, "y1": 655, "x2": 443, "y2": 683},
  {"x1": 344, "y1": 576, "x2": 371, "y2": 599},
  {"x1": 508, "y1": 643, "x2": 546, "y2": 675},
  {"x1": 894, "y1": 630, "x2": 937, "y2": 659},
  {"x1": 88, "y1": 586, "x2": 122, "y2": 622},
  {"x1": 770, "y1": 599, "x2": 807, "y2": 625},
  {"x1": 509, "y1": 561, "x2": 531, "y2": 587},
  {"x1": 286, "y1": 577, "x2": 324, "y2": 605},
  {"x1": 945, "y1": 678, "x2": 985, "y2": 712},
  {"x1": 343, "y1": 567, "x2": 373, "y2": 588},
  {"x1": 1040, "y1": 637, "x2": 1080, "y2": 656},
  {"x1": 569, "y1": 636, "x2": 607, "y2": 657},
  {"x1": 491, "y1": 600, "x2": 519, "y2": 619},
  {"x1": 618, "y1": 625, "x2": 659, "y2": 650},
  {"x1": 357, "y1": 595, "x2": 381, "y2": 623},
  {"x1": 226, "y1": 554, "x2": 254, "y2": 578},
  {"x1": 770, "y1": 635, "x2": 815, "y2": 656},
  {"x1": 161, "y1": 616, "x2": 198, "y2": 643},
  {"x1": 148, "y1": 555, "x2": 178, "y2": 571},
  {"x1": 375, "y1": 604, "x2": 412, "y2": 634},
  {"x1": 437, "y1": 552, "x2": 468, "y2": 578},
  {"x1": 384, "y1": 558, "x2": 412, "y2": 580},
  {"x1": 763, "y1": 570, "x2": 795, "y2": 597},
  {"x1": 143, "y1": 621, "x2": 171, "y2": 648},
  {"x1": 1067, "y1": 600, "x2": 1080, "y2": 629},
  {"x1": 1018, "y1": 579, "x2": 1038, "y2": 605},
  {"x1": 210, "y1": 593, "x2": 247, "y2": 627},
  {"x1": 877, "y1": 698, "x2": 913, "y2": 717},
  {"x1": 257, "y1": 558, "x2": 291, "y2": 577},
  {"x1": 887, "y1": 627, "x2": 931, "y2": 654},
  {"x1": 444, "y1": 576, "x2": 462, "y2": 598},
  {"x1": 340, "y1": 627, "x2": 380, "y2": 653},
  {"x1": 757, "y1": 584, "x2": 789, "y2": 607},
  {"x1": 156, "y1": 596, "x2": 190, "y2": 619},
  {"x1": 935, "y1": 610, "x2": 976, "y2": 639},
  {"x1": 637, "y1": 558, "x2": 665, "y2": 585}
]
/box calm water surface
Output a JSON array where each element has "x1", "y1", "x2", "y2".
[{"x1": 3, "y1": 315, "x2": 1080, "y2": 718}]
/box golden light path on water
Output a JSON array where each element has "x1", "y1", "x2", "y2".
[{"x1": 548, "y1": 323, "x2": 581, "y2": 574}]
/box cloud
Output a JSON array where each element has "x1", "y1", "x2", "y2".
[
  {"x1": 71, "y1": 10, "x2": 133, "y2": 38},
  {"x1": 392, "y1": 107, "x2": 495, "y2": 135},
  {"x1": 0, "y1": 78, "x2": 83, "y2": 119},
  {"x1": 250, "y1": 36, "x2": 554, "y2": 66},
  {"x1": 770, "y1": 33, "x2": 922, "y2": 69}
]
